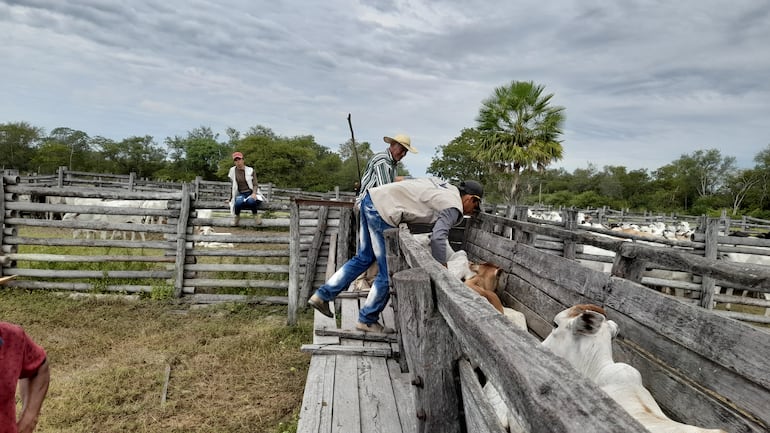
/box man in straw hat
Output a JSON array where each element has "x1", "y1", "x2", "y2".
[
  {"x1": 308, "y1": 178, "x2": 484, "y2": 333},
  {"x1": 355, "y1": 134, "x2": 417, "y2": 208}
]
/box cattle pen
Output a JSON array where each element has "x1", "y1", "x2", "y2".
[
  {"x1": 1, "y1": 170, "x2": 356, "y2": 322},
  {"x1": 296, "y1": 210, "x2": 768, "y2": 433},
  {"x1": 2, "y1": 169, "x2": 769, "y2": 432}
]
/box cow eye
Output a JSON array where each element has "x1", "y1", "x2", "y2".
[{"x1": 552, "y1": 321, "x2": 559, "y2": 329}]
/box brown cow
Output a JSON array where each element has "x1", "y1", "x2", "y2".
[{"x1": 464, "y1": 262, "x2": 504, "y2": 313}]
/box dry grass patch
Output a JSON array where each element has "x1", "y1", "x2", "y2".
[{"x1": 1, "y1": 289, "x2": 313, "y2": 433}]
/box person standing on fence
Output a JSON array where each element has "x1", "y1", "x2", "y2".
[
  {"x1": 308, "y1": 178, "x2": 484, "y2": 333},
  {"x1": 228, "y1": 151, "x2": 263, "y2": 226},
  {"x1": 0, "y1": 321, "x2": 50, "y2": 433},
  {"x1": 352, "y1": 134, "x2": 418, "y2": 290},
  {"x1": 355, "y1": 134, "x2": 417, "y2": 208}
]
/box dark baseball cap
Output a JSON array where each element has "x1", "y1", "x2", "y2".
[{"x1": 458, "y1": 180, "x2": 484, "y2": 199}]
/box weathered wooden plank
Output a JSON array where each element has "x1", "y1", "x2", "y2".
[
  {"x1": 172, "y1": 183, "x2": 191, "y2": 298},
  {"x1": 340, "y1": 296, "x2": 361, "y2": 340},
  {"x1": 458, "y1": 359, "x2": 508, "y2": 433},
  {"x1": 614, "y1": 341, "x2": 765, "y2": 433},
  {"x1": 467, "y1": 229, "x2": 610, "y2": 302},
  {"x1": 358, "y1": 356, "x2": 402, "y2": 433},
  {"x1": 189, "y1": 294, "x2": 288, "y2": 304},
  {"x1": 184, "y1": 279, "x2": 289, "y2": 289},
  {"x1": 387, "y1": 358, "x2": 417, "y2": 433},
  {"x1": 288, "y1": 200, "x2": 301, "y2": 325},
  {"x1": 296, "y1": 355, "x2": 335, "y2": 433},
  {"x1": 185, "y1": 264, "x2": 289, "y2": 273},
  {"x1": 8, "y1": 269, "x2": 175, "y2": 279},
  {"x1": 617, "y1": 242, "x2": 770, "y2": 290},
  {"x1": 314, "y1": 328, "x2": 396, "y2": 343},
  {"x1": 300, "y1": 206, "x2": 329, "y2": 304},
  {"x1": 331, "y1": 355, "x2": 361, "y2": 431},
  {"x1": 299, "y1": 345, "x2": 393, "y2": 357}
]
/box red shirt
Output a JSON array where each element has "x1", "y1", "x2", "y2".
[{"x1": 0, "y1": 323, "x2": 47, "y2": 433}]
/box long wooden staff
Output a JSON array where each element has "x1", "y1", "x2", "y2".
[{"x1": 348, "y1": 113, "x2": 362, "y2": 191}]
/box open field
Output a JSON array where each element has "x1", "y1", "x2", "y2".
[{"x1": 1, "y1": 289, "x2": 313, "y2": 433}]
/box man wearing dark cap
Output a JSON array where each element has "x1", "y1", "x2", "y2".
[{"x1": 308, "y1": 178, "x2": 483, "y2": 333}]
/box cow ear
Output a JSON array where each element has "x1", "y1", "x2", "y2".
[
  {"x1": 607, "y1": 320, "x2": 619, "y2": 338},
  {"x1": 575, "y1": 310, "x2": 605, "y2": 335}
]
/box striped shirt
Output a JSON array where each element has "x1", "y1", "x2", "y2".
[{"x1": 356, "y1": 149, "x2": 397, "y2": 206}]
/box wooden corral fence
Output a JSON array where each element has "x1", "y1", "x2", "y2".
[
  {"x1": 1, "y1": 173, "x2": 355, "y2": 325},
  {"x1": 490, "y1": 206, "x2": 770, "y2": 325},
  {"x1": 384, "y1": 211, "x2": 769, "y2": 433}
]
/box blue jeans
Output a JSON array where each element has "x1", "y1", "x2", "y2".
[
  {"x1": 234, "y1": 191, "x2": 262, "y2": 215},
  {"x1": 315, "y1": 193, "x2": 393, "y2": 325}
]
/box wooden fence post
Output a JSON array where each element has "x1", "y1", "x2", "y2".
[
  {"x1": 299, "y1": 206, "x2": 328, "y2": 305},
  {"x1": 392, "y1": 268, "x2": 461, "y2": 433},
  {"x1": 128, "y1": 172, "x2": 136, "y2": 191},
  {"x1": 57, "y1": 166, "x2": 66, "y2": 187},
  {"x1": 173, "y1": 183, "x2": 191, "y2": 298},
  {"x1": 699, "y1": 218, "x2": 720, "y2": 309},
  {"x1": 611, "y1": 244, "x2": 647, "y2": 283},
  {"x1": 513, "y1": 206, "x2": 532, "y2": 244},
  {"x1": 563, "y1": 209, "x2": 577, "y2": 259},
  {"x1": 288, "y1": 200, "x2": 300, "y2": 326},
  {"x1": 337, "y1": 207, "x2": 354, "y2": 267}
]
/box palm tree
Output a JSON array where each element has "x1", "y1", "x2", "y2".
[{"x1": 475, "y1": 80, "x2": 565, "y2": 205}]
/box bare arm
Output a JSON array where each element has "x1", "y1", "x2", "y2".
[{"x1": 17, "y1": 358, "x2": 50, "y2": 433}]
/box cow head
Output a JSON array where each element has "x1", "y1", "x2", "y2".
[
  {"x1": 541, "y1": 304, "x2": 618, "y2": 379},
  {"x1": 467, "y1": 262, "x2": 502, "y2": 292}
]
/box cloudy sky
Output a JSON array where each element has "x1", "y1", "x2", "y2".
[{"x1": 2, "y1": 0, "x2": 769, "y2": 177}]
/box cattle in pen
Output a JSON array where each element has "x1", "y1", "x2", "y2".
[{"x1": 541, "y1": 304, "x2": 727, "y2": 433}]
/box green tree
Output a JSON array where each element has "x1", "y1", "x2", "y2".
[
  {"x1": 338, "y1": 139, "x2": 374, "y2": 193},
  {"x1": 165, "y1": 126, "x2": 230, "y2": 181},
  {"x1": 747, "y1": 144, "x2": 770, "y2": 213},
  {"x1": 47, "y1": 127, "x2": 91, "y2": 171},
  {"x1": 101, "y1": 136, "x2": 166, "y2": 177},
  {"x1": 652, "y1": 149, "x2": 736, "y2": 211},
  {"x1": 475, "y1": 80, "x2": 565, "y2": 205},
  {"x1": 0, "y1": 122, "x2": 44, "y2": 173},
  {"x1": 428, "y1": 128, "x2": 488, "y2": 183},
  {"x1": 725, "y1": 169, "x2": 762, "y2": 215}
]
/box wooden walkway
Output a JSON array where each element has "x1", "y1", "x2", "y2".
[{"x1": 297, "y1": 290, "x2": 417, "y2": 433}]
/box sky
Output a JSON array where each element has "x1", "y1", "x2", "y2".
[{"x1": 2, "y1": 0, "x2": 769, "y2": 178}]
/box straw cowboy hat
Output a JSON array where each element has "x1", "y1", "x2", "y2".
[{"x1": 383, "y1": 134, "x2": 418, "y2": 153}]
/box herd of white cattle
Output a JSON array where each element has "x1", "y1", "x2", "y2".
[
  {"x1": 40, "y1": 197, "x2": 233, "y2": 248},
  {"x1": 529, "y1": 209, "x2": 698, "y2": 240},
  {"x1": 530, "y1": 209, "x2": 770, "y2": 314},
  {"x1": 48, "y1": 197, "x2": 169, "y2": 241}
]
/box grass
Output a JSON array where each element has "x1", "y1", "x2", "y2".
[{"x1": 1, "y1": 289, "x2": 314, "y2": 433}]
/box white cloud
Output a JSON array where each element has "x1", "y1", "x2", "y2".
[{"x1": 1, "y1": 0, "x2": 769, "y2": 178}]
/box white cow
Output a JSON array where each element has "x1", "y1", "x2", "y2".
[
  {"x1": 720, "y1": 251, "x2": 770, "y2": 315},
  {"x1": 541, "y1": 304, "x2": 727, "y2": 433},
  {"x1": 197, "y1": 226, "x2": 234, "y2": 248}
]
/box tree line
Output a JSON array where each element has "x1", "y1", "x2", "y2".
[{"x1": 2, "y1": 81, "x2": 768, "y2": 218}]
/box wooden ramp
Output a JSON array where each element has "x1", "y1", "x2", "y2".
[{"x1": 298, "y1": 291, "x2": 417, "y2": 433}]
